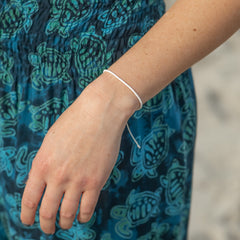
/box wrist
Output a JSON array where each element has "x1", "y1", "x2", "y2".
[
  {"x1": 103, "y1": 69, "x2": 143, "y2": 110},
  {"x1": 86, "y1": 72, "x2": 140, "y2": 123}
]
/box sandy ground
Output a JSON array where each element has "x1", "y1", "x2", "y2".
[
  {"x1": 164, "y1": 1, "x2": 240, "y2": 239},
  {"x1": 189, "y1": 31, "x2": 240, "y2": 240}
]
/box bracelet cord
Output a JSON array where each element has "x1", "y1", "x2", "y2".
[{"x1": 103, "y1": 69, "x2": 142, "y2": 149}]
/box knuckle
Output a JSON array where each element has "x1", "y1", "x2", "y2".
[
  {"x1": 22, "y1": 197, "x2": 37, "y2": 209},
  {"x1": 59, "y1": 210, "x2": 75, "y2": 229},
  {"x1": 90, "y1": 177, "x2": 102, "y2": 188},
  {"x1": 72, "y1": 177, "x2": 88, "y2": 189},
  {"x1": 37, "y1": 159, "x2": 50, "y2": 175},
  {"x1": 60, "y1": 211, "x2": 75, "y2": 219},
  {"x1": 54, "y1": 168, "x2": 68, "y2": 185},
  {"x1": 39, "y1": 208, "x2": 55, "y2": 220},
  {"x1": 76, "y1": 176, "x2": 102, "y2": 189}
]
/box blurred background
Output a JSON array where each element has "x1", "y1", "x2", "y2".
[
  {"x1": 190, "y1": 31, "x2": 240, "y2": 240},
  {"x1": 165, "y1": 1, "x2": 240, "y2": 239}
]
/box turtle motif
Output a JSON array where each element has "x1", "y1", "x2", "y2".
[
  {"x1": 134, "y1": 85, "x2": 173, "y2": 119},
  {"x1": 0, "y1": 92, "x2": 18, "y2": 145},
  {"x1": 0, "y1": 49, "x2": 14, "y2": 86},
  {"x1": 29, "y1": 90, "x2": 69, "y2": 134},
  {"x1": 130, "y1": 116, "x2": 174, "y2": 182},
  {"x1": 0, "y1": 146, "x2": 16, "y2": 177},
  {"x1": 28, "y1": 42, "x2": 72, "y2": 91},
  {"x1": 56, "y1": 214, "x2": 96, "y2": 240},
  {"x1": 178, "y1": 102, "x2": 197, "y2": 154},
  {"x1": 0, "y1": 0, "x2": 38, "y2": 40},
  {"x1": 111, "y1": 188, "x2": 162, "y2": 239},
  {"x1": 70, "y1": 32, "x2": 113, "y2": 80},
  {"x1": 103, "y1": 150, "x2": 124, "y2": 190},
  {"x1": 137, "y1": 222, "x2": 169, "y2": 240},
  {"x1": 0, "y1": 88, "x2": 25, "y2": 145},
  {"x1": 160, "y1": 159, "x2": 188, "y2": 216},
  {"x1": 45, "y1": 0, "x2": 94, "y2": 38},
  {"x1": 15, "y1": 145, "x2": 37, "y2": 188},
  {"x1": 98, "y1": 0, "x2": 141, "y2": 35}
]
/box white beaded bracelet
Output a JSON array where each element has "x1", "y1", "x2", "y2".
[{"x1": 103, "y1": 69, "x2": 142, "y2": 149}]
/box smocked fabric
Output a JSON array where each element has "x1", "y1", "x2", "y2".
[{"x1": 0, "y1": 0, "x2": 197, "y2": 239}]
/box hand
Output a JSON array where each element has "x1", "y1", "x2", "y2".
[{"x1": 20, "y1": 73, "x2": 139, "y2": 234}]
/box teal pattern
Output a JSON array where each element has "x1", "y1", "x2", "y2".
[
  {"x1": 45, "y1": 0, "x2": 94, "y2": 38},
  {"x1": 15, "y1": 146, "x2": 37, "y2": 188},
  {"x1": 102, "y1": 151, "x2": 124, "y2": 190},
  {"x1": 0, "y1": 49, "x2": 14, "y2": 86},
  {"x1": 160, "y1": 159, "x2": 189, "y2": 216},
  {"x1": 29, "y1": 42, "x2": 72, "y2": 91},
  {"x1": 70, "y1": 32, "x2": 114, "y2": 86},
  {"x1": 0, "y1": 0, "x2": 38, "y2": 39},
  {"x1": 111, "y1": 188, "x2": 162, "y2": 239},
  {"x1": 97, "y1": 0, "x2": 142, "y2": 36},
  {"x1": 29, "y1": 90, "x2": 70, "y2": 134},
  {"x1": 130, "y1": 116, "x2": 174, "y2": 182},
  {"x1": 0, "y1": 0, "x2": 197, "y2": 239},
  {"x1": 137, "y1": 223, "x2": 169, "y2": 240},
  {"x1": 0, "y1": 146, "x2": 15, "y2": 176}
]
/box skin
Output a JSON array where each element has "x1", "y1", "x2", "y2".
[{"x1": 21, "y1": 0, "x2": 240, "y2": 234}]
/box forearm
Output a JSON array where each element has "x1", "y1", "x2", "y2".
[{"x1": 106, "y1": 0, "x2": 240, "y2": 104}]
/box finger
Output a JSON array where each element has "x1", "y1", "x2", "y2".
[
  {"x1": 78, "y1": 190, "x2": 100, "y2": 223},
  {"x1": 59, "y1": 188, "x2": 82, "y2": 229},
  {"x1": 21, "y1": 172, "x2": 46, "y2": 226},
  {"x1": 39, "y1": 185, "x2": 63, "y2": 234}
]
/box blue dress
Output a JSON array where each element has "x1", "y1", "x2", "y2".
[{"x1": 0, "y1": 0, "x2": 197, "y2": 239}]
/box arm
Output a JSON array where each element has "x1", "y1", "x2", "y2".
[
  {"x1": 107, "y1": 0, "x2": 240, "y2": 103},
  {"x1": 21, "y1": 0, "x2": 240, "y2": 234}
]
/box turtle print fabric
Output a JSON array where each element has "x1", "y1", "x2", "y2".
[{"x1": 0, "y1": 0, "x2": 197, "y2": 239}]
